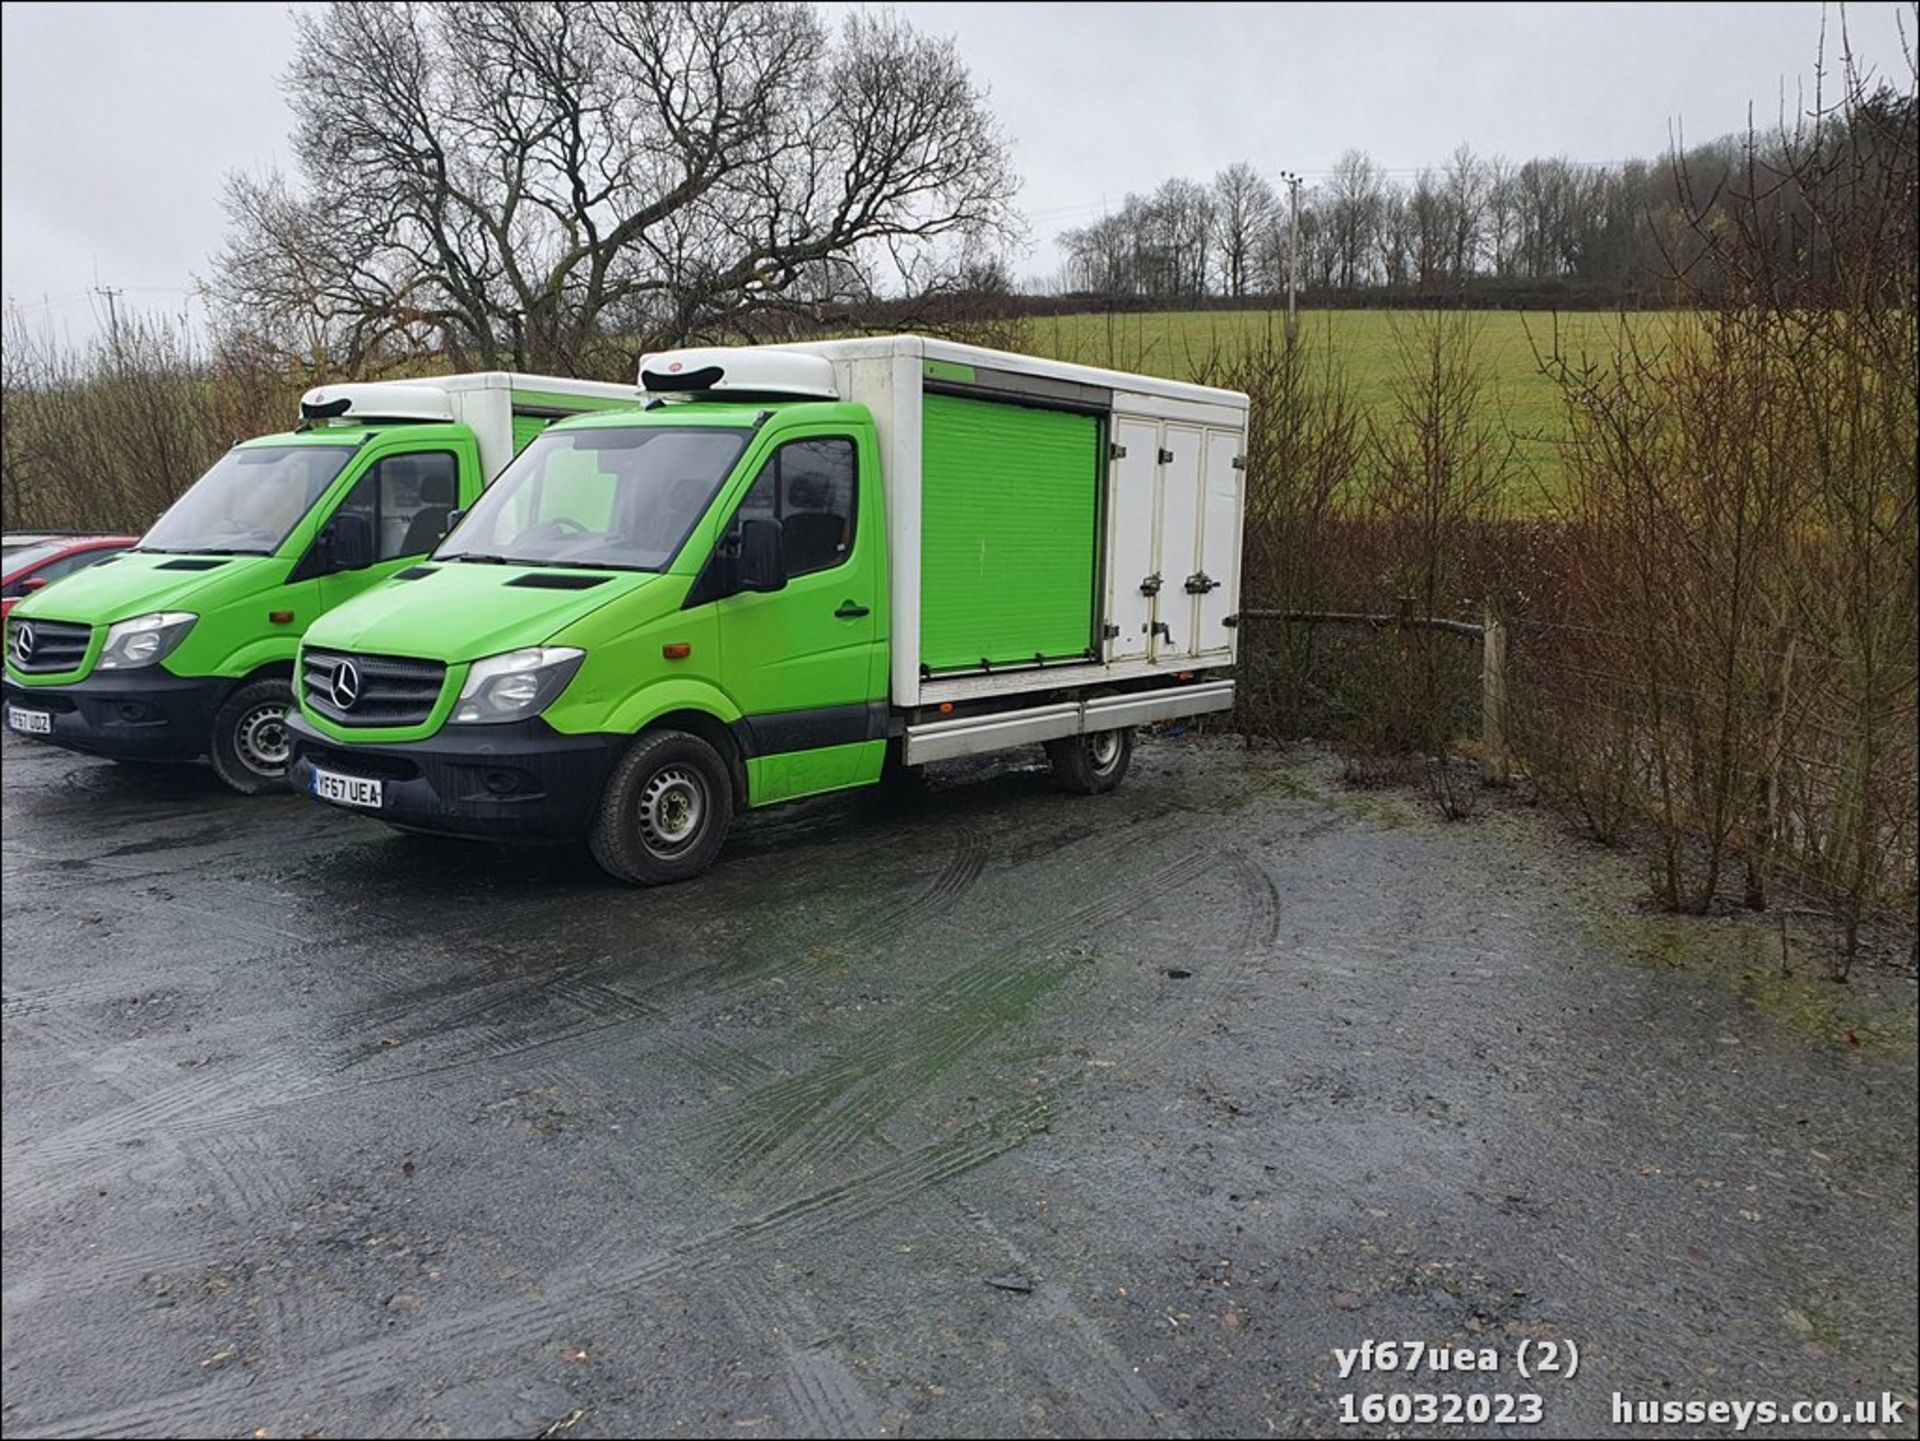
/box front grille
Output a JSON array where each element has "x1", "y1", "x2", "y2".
[
  {"x1": 303, "y1": 650, "x2": 446, "y2": 727},
  {"x1": 8, "y1": 618, "x2": 92, "y2": 674}
]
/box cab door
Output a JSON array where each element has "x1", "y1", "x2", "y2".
[
  {"x1": 712, "y1": 430, "x2": 885, "y2": 805},
  {"x1": 313, "y1": 442, "x2": 478, "y2": 615}
]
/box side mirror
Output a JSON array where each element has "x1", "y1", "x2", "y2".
[
  {"x1": 736, "y1": 517, "x2": 787, "y2": 594},
  {"x1": 328, "y1": 511, "x2": 376, "y2": 572},
  {"x1": 21, "y1": 576, "x2": 48, "y2": 593},
  {"x1": 443, "y1": 507, "x2": 467, "y2": 537}
]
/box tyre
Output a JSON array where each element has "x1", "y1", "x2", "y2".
[
  {"x1": 589, "y1": 729, "x2": 733, "y2": 885},
  {"x1": 1045, "y1": 725, "x2": 1133, "y2": 795},
  {"x1": 208, "y1": 677, "x2": 295, "y2": 795}
]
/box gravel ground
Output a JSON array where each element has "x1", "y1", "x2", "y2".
[{"x1": 2, "y1": 729, "x2": 1915, "y2": 1439}]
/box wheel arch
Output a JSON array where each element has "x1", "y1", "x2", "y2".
[{"x1": 639, "y1": 708, "x2": 750, "y2": 812}]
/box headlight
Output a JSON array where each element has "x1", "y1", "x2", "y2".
[
  {"x1": 97, "y1": 612, "x2": 196, "y2": 670},
  {"x1": 451, "y1": 646, "x2": 584, "y2": 724}
]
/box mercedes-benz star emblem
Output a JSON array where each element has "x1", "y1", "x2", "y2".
[
  {"x1": 13, "y1": 623, "x2": 35, "y2": 665},
  {"x1": 331, "y1": 659, "x2": 361, "y2": 711}
]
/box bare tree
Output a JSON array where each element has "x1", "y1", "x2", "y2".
[
  {"x1": 1061, "y1": 178, "x2": 1215, "y2": 300},
  {"x1": 1484, "y1": 154, "x2": 1519, "y2": 277},
  {"x1": 1442, "y1": 143, "x2": 1490, "y2": 280},
  {"x1": 1060, "y1": 210, "x2": 1133, "y2": 294},
  {"x1": 1378, "y1": 187, "x2": 1413, "y2": 288},
  {"x1": 210, "y1": 1, "x2": 1017, "y2": 374},
  {"x1": 1151, "y1": 177, "x2": 1217, "y2": 298},
  {"x1": 1323, "y1": 149, "x2": 1385, "y2": 289},
  {"x1": 1211, "y1": 163, "x2": 1278, "y2": 297},
  {"x1": 1408, "y1": 169, "x2": 1446, "y2": 286}
]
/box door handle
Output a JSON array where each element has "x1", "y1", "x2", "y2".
[{"x1": 834, "y1": 601, "x2": 871, "y2": 619}]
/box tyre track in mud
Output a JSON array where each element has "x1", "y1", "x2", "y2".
[
  {"x1": 557, "y1": 821, "x2": 1231, "y2": 1437},
  {"x1": 706, "y1": 844, "x2": 1274, "y2": 1441},
  {"x1": 695, "y1": 817, "x2": 1209, "y2": 1188},
  {"x1": 946, "y1": 1196, "x2": 1193, "y2": 1438},
  {"x1": 604, "y1": 817, "x2": 992, "y2": 1008},
  {"x1": 0, "y1": 1014, "x2": 314, "y2": 1342},
  {"x1": 8, "y1": 774, "x2": 1244, "y2": 1436},
  {"x1": 771, "y1": 846, "x2": 1280, "y2": 1439},
  {"x1": 655, "y1": 843, "x2": 1280, "y2": 1439},
  {"x1": 1108, "y1": 848, "x2": 1281, "y2": 1076},
  {"x1": 0, "y1": 819, "x2": 996, "y2": 1218},
  {"x1": 14, "y1": 1093, "x2": 1058, "y2": 1441},
  {"x1": 716, "y1": 1266, "x2": 885, "y2": 1438}
]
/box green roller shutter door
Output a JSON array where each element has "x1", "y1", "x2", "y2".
[
  {"x1": 919, "y1": 392, "x2": 1100, "y2": 671},
  {"x1": 512, "y1": 414, "x2": 550, "y2": 454}
]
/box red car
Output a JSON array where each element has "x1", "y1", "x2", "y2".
[{"x1": 1, "y1": 535, "x2": 140, "y2": 620}]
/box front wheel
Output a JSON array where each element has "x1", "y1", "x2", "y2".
[
  {"x1": 209, "y1": 678, "x2": 295, "y2": 795},
  {"x1": 589, "y1": 729, "x2": 733, "y2": 885},
  {"x1": 1045, "y1": 725, "x2": 1133, "y2": 795}
]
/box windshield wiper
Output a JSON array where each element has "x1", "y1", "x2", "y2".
[
  {"x1": 530, "y1": 560, "x2": 656, "y2": 573},
  {"x1": 135, "y1": 546, "x2": 268, "y2": 556},
  {"x1": 441, "y1": 553, "x2": 653, "y2": 572}
]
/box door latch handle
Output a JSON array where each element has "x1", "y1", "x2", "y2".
[{"x1": 834, "y1": 601, "x2": 871, "y2": 619}]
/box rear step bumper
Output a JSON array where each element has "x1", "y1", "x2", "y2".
[{"x1": 902, "y1": 679, "x2": 1233, "y2": 766}]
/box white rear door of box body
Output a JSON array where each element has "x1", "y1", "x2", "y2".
[
  {"x1": 1153, "y1": 423, "x2": 1204, "y2": 659},
  {"x1": 1196, "y1": 429, "x2": 1244, "y2": 655},
  {"x1": 1104, "y1": 417, "x2": 1161, "y2": 663}
]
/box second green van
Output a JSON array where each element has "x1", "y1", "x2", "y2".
[{"x1": 3, "y1": 373, "x2": 634, "y2": 791}]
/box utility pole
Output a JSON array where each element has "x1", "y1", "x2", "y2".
[
  {"x1": 94, "y1": 284, "x2": 124, "y2": 356},
  {"x1": 1279, "y1": 171, "x2": 1302, "y2": 347}
]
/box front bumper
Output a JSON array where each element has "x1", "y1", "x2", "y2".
[
  {"x1": 287, "y1": 712, "x2": 624, "y2": 843},
  {"x1": 2, "y1": 670, "x2": 229, "y2": 761}
]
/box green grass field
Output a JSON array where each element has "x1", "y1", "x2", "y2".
[{"x1": 1004, "y1": 308, "x2": 1664, "y2": 504}]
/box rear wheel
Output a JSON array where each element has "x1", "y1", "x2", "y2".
[
  {"x1": 589, "y1": 729, "x2": 733, "y2": 885},
  {"x1": 209, "y1": 678, "x2": 295, "y2": 795},
  {"x1": 1045, "y1": 725, "x2": 1133, "y2": 795}
]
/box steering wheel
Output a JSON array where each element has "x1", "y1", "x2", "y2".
[{"x1": 519, "y1": 516, "x2": 589, "y2": 544}]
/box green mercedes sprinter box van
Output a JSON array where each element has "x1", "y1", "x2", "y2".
[
  {"x1": 287, "y1": 338, "x2": 1246, "y2": 883},
  {"x1": 4, "y1": 373, "x2": 634, "y2": 790}
]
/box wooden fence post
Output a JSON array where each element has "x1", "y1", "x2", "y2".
[{"x1": 1480, "y1": 604, "x2": 1510, "y2": 785}]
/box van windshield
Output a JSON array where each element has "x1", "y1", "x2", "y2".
[
  {"x1": 437, "y1": 426, "x2": 750, "y2": 572},
  {"x1": 140, "y1": 445, "x2": 357, "y2": 555}
]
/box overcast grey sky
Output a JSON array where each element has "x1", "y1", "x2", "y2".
[{"x1": 3, "y1": 1, "x2": 1912, "y2": 342}]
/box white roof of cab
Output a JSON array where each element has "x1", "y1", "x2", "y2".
[
  {"x1": 299, "y1": 381, "x2": 456, "y2": 424},
  {"x1": 299, "y1": 371, "x2": 636, "y2": 422},
  {"x1": 638, "y1": 347, "x2": 839, "y2": 400}
]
